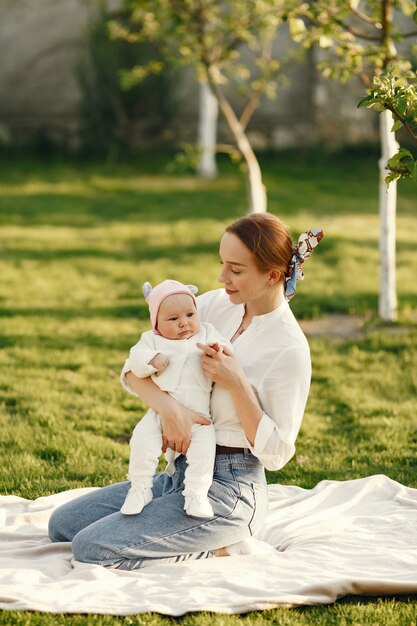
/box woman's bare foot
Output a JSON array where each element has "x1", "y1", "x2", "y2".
[{"x1": 215, "y1": 547, "x2": 229, "y2": 557}]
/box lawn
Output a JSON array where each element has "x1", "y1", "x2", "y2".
[{"x1": 1, "y1": 149, "x2": 416, "y2": 625}]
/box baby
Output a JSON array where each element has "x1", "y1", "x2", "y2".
[{"x1": 120, "y1": 279, "x2": 230, "y2": 519}]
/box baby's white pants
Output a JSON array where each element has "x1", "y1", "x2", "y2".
[{"x1": 127, "y1": 410, "x2": 216, "y2": 500}]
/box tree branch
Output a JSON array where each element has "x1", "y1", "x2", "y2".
[
  {"x1": 334, "y1": 18, "x2": 381, "y2": 41},
  {"x1": 349, "y1": 3, "x2": 382, "y2": 27},
  {"x1": 386, "y1": 105, "x2": 417, "y2": 142},
  {"x1": 358, "y1": 72, "x2": 372, "y2": 88},
  {"x1": 304, "y1": 13, "x2": 380, "y2": 41},
  {"x1": 216, "y1": 143, "x2": 241, "y2": 157},
  {"x1": 239, "y1": 91, "x2": 262, "y2": 131},
  {"x1": 239, "y1": 44, "x2": 274, "y2": 131}
]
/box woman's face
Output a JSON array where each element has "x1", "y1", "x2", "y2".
[{"x1": 218, "y1": 232, "x2": 271, "y2": 305}]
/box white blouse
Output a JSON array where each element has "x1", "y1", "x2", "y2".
[{"x1": 197, "y1": 289, "x2": 311, "y2": 471}]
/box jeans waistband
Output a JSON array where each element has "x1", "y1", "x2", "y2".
[
  {"x1": 213, "y1": 449, "x2": 262, "y2": 471},
  {"x1": 215, "y1": 445, "x2": 247, "y2": 455}
]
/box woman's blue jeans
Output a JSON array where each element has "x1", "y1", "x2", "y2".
[{"x1": 48, "y1": 451, "x2": 268, "y2": 570}]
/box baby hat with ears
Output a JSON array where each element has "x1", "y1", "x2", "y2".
[{"x1": 143, "y1": 280, "x2": 198, "y2": 333}]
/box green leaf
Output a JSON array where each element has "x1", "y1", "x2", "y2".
[
  {"x1": 288, "y1": 17, "x2": 306, "y2": 42},
  {"x1": 385, "y1": 171, "x2": 400, "y2": 188},
  {"x1": 414, "y1": 9, "x2": 417, "y2": 24},
  {"x1": 391, "y1": 119, "x2": 404, "y2": 132},
  {"x1": 357, "y1": 95, "x2": 375, "y2": 109},
  {"x1": 404, "y1": 159, "x2": 416, "y2": 175},
  {"x1": 387, "y1": 153, "x2": 402, "y2": 167},
  {"x1": 386, "y1": 146, "x2": 417, "y2": 185},
  {"x1": 397, "y1": 147, "x2": 414, "y2": 159},
  {"x1": 396, "y1": 96, "x2": 408, "y2": 116},
  {"x1": 388, "y1": 148, "x2": 411, "y2": 166}
]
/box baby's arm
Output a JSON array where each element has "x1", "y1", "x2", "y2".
[{"x1": 125, "y1": 331, "x2": 170, "y2": 379}]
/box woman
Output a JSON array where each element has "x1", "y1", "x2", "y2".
[{"x1": 48, "y1": 213, "x2": 322, "y2": 569}]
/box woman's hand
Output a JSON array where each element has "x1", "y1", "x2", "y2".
[
  {"x1": 160, "y1": 403, "x2": 211, "y2": 456},
  {"x1": 197, "y1": 343, "x2": 262, "y2": 446},
  {"x1": 197, "y1": 342, "x2": 245, "y2": 391}
]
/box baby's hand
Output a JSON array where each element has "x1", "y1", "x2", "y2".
[
  {"x1": 207, "y1": 342, "x2": 223, "y2": 354},
  {"x1": 149, "y1": 353, "x2": 170, "y2": 372}
]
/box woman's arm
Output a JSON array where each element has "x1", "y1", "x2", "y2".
[
  {"x1": 227, "y1": 378, "x2": 263, "y2": 446},
  {"x1": 124, "y1": 372, "x2": 210, "y2": 455},
  {"x1": 198, "y1": 343, "x2": 311, "y2": 469}
]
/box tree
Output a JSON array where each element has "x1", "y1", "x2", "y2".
[
  {"x1": 197, "y1": 83, "x2": 219, "y2": 179},
  {"x1": 110, "y1": 0, "x2": 298, "y2": 213},
  {"x1": 293, "y1": 0, "x2": 417, "y2": 321},
  {"x1": 358, "y1": 66, "x2": 417, "y2": 184}
]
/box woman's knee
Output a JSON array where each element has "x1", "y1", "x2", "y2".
[
  {"x1": 48, "y1": 507, "x2": 70, "y2": 543},
  {"x1": 71, "y1": 527, "x2": 100, "y2": 564},
  {"x1": 71, "y1": 526, "x2": 119, "y2": 566}
]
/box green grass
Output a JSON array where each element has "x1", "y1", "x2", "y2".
[{"x1": 1, "y1": 149, "x2": 417, "y2": 625}]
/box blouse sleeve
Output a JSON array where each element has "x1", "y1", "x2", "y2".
[{"x1": 244, "y1": 344, "x2": 311, "y2": 471}]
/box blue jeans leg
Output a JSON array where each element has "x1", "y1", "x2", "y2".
[
  {"x1": 48, "y1": 471, "x2": 170, "y2": 542},
  {"x1": 49, "y1": 453, "x2": 268, "y2": 570}
]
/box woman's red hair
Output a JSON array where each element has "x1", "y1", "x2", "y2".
[{"x1": 226, "y1": 213, "x2": 293, "y2": 281}]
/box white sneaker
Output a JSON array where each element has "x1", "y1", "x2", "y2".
[
  {"x1": 120, "y1": 485, "x2": 152, "y2": 515},
  {"x1": 225, "y1": 537, "x2": 276, "y2": 556},
  {"x1": 184, "y1": 495, "x2": 214, "y2": 518}
]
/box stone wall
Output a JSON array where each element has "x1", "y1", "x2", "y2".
[
  {"x1": 0, "y1": 0, "x2": 101, "y2": 149},
  {"x1": 0, "y1": 0, "x2": 378, "y2": 151}
]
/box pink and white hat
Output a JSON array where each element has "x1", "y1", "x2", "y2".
[{"x1": 143, "y1": 280, "x2": 198, "y2": 333}]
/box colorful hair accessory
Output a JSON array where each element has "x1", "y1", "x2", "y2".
[{"x1": 285, "y1": 228, "x2": 324, "y2": 301}]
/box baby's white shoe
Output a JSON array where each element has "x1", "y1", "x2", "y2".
[
  {"x1": 121, "y1": 485, "x2": 152, "y2": 515},
  {"x1": 184, "y1": 495, "x2": 214, "y2": 518}
]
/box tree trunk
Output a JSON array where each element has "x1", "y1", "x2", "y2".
[
  {"x1": 220, "y1": 100, "x2": 267, "y2": 213},
  {"x1": 197, "y1": 83, "x2": 218, "y2": 179},
  {"x1": 245, "y1": 152, "x2": 267, "y2": 214},
  {"x1": 207, "y1": 73, "x2": 267, "y2": 213},
  {"x1": 378, "y1": 109, "x2": 399, "y2": 322}
]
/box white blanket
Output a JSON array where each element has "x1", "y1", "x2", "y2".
[{"x1": 1, "y1": 474, "x2": 417, "y2": 615}]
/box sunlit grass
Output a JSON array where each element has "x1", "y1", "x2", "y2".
[{"x1": 0, "y1": 175, "x2": 242, "y2": 197}]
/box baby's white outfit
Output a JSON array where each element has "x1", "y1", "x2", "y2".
[{"x1": 120, "y1": 322, "x2": 230, "y2": 518}]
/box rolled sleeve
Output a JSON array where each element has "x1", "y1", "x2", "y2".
[
  {"x1": 120, "y1": 354, "x2": 159, "y2": 396},
  {"x1": 244, "y1": 413, "x2": 295, "y2": 470},
  {"x1": 120, "y1": 332, "x2": 160, "y2": 395},
  {"x1": 128, "y1": 347, "x2": 160, "y2": 378},
  {"x1": 245, "y1": 345, "x2": 311, "y2": 470},
  {"x1": 120, "y1": 359, "x2": 138, "y2": 396}
]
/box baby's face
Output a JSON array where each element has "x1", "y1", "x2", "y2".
[{"x1": 156, "y1": 293, "x2": 200, "y2": 340}]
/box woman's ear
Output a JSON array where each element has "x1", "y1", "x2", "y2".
[{"x1": 268, "y1": 270, "x2": 282, "y2": 286}]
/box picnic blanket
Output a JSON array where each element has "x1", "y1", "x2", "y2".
[{"x1": 1, "y1": 474, "x2": 417, "y2": 615}]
